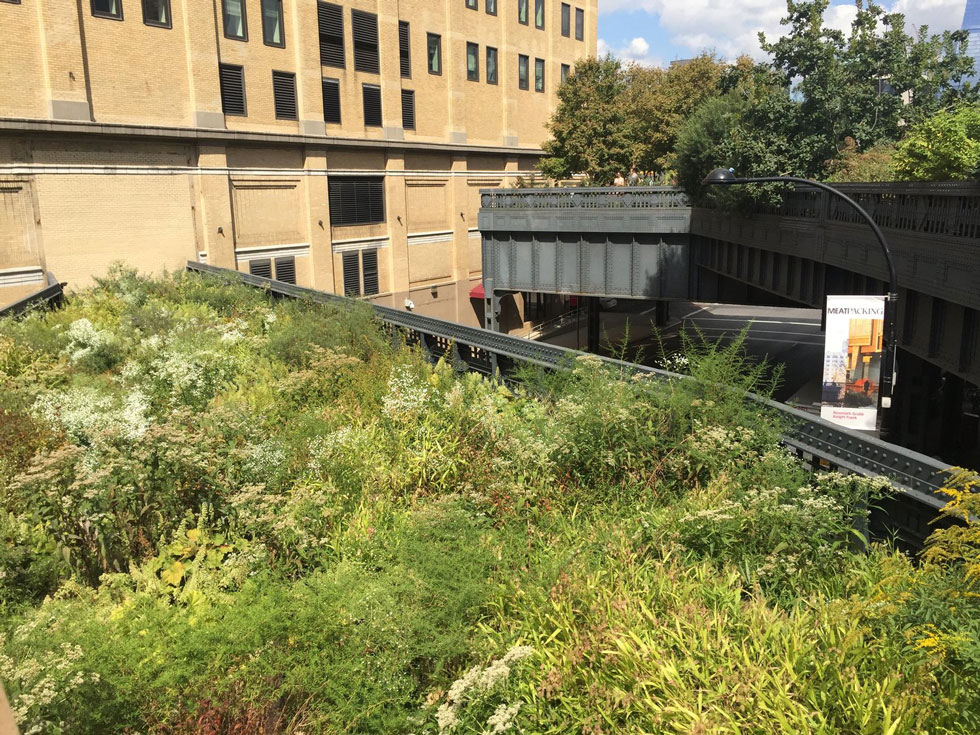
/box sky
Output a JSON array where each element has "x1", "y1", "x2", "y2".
[{"x1": 597, "y1": 0, "x2": 970, "y2": 68}]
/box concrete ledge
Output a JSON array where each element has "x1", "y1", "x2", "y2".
[{"x1": 0, "y1": 117, "x2": 543, "y2": 157}]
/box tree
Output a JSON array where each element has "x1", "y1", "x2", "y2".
[
  {"x1": 760, "y1": 0, "x2": 978, "y2": 168},
  {"x1": 621, "y1": 54, "x2": 726, "y2": 173},
  {"x1": 539, "y1": 57, "x2": 632, "y2": 185},
  {"x1": 894, "y1": 104, "x2": 980, "y2": 181}
]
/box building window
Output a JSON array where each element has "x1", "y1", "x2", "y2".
[
  {"x1": 465, "y1": 0, "x2": 477, "y2": 8},
  {"x1": 249, "y1": 259, "x2": 272, "y2": 279},
  {"x1": 272, "y1": 70, "x2": 297, "y2": 120},
  {"x1": 518, "y1": 0, "x2": 528, "y2": 25},
  {"x1": 342, "y1": 249, "x2": 379, "y2": 297},
  {"x1": 317, "y1": 2, "x2": 344, "y2": 68},
  {"x1": 466, "y1": 42, "x2": 479, "y2": 82},
  {"x1": 535, "y1": 0, "x2": 544, "y2": 29},
  {"x1": 535, "y1": 58, "x2": 544, "y2": 92},
  {"x1": 249, "y1": 257, "x2": 296, "y2": 285},
  {"x1": 486, "y1": 0, "x2": 497, "y2": 14},
  {"x1": 575, "y1": 7, "x2": 584, "y2": 40},
  {"x1": 142, "y1": 0, "x2": 170, "y2": 27},
  {"x1": 322, "y1": 78, "x2": 341, "y2": 124},
  {"x1": 401, "y1": 89, "x2": 416, "y2": 130},
  {"x1": 518, "y1": 54, "x2": 529, "y2": 90},
  {"x1": 222, "y1": 0, "x2": 246, "y2": 40},
  {"x1": 261, "y1": 0, "x2": 284, "y2": 47},
  {"x1": 362, "y1": 84, "x2": 382, "y2": 127},
  {"x1": 329, "y1": 177, "x2": 386, "y2": 227},
  {"x1": 91, "y1": 0, "x2": 122, "y2": 20},
  {"x1": 560, "y1": 3, "x2": 570, "y2": 36},
  {"x1": 427, "y1": 33, "x2": 442, "y2": 75},
  {"x1": 487, "y1": 47, "x2": 498, "y2": 85},
  {"x1": 351, "y1": 9, "x2": 379, "y2": 73},
  {"x1": 561, "y1": 63, "x2": 570, "y2": 84},
  {"x1": 399, "y1": 21, "x2": 411, "y2": 78},
  {"x1": 218, "y1": 63, "x2": 246, "y2": 116}
]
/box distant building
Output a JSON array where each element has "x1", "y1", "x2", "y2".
[
  {"x1": 964, "y1": 0, "x2": 980, "y2": 85},
  {"x1": 0, "y1": 0, "x2": 596, "y2": 329}
]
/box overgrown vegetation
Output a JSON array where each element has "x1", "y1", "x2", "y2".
[{"x1": 2, "y1": 269, "x2": 979, "y2": 733}]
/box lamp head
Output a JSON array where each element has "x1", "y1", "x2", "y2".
[{"x1": 702, "y1": 168, "x2": 738, "y2": 186}]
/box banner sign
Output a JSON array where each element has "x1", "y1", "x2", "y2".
[{"x1": 820, "y1": 295, "x2": 885, "y2": 431}]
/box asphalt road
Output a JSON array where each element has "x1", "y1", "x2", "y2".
[{"x1": 639, "y1": 302, "x2": 826, "y2": 406}]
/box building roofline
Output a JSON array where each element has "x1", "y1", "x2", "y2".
[{"x1": 0, "y1": 118, "x2": 545, "y2": 157}]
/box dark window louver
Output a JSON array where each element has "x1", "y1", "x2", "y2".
[
  {"x1": 362, "y1": 249, "x2": 379, "y2": 296},
  {"x1": 274, "y1": 256, "x2": 296, "y2": 285},
  {"x1": 219, "y1": 64, "x2": 246, "y2": 116},
  {"x1": 317, "y1": 2, "x2": 345, "y2": 68},
  {"x1": 362, "y1": 84, "x2": 382, "y2": 127},
  {"x1": 351, "y1": 9, "x2": 379, "y2": 73},
  {"x1": 399, "y1": 21, "x2": 411, "y2": 78},
  {"x1": 322, "y1": 78, "x2": 341, "y2": 123},
  {"x1": 342, "y1": 251, "x2": 360, "y2": 296},
  {"x1": 249, "y1": 259, "x2": 272, "y2": 279},
  {"x1": 401, "y1": 90, "x2": 415, "y2": 130},
  {"x1": 329, "y1": 177, "x2": 386, "y2": 227},
  {"x1": 272, "y1": 71, "x2": 297, "y2": 120}
]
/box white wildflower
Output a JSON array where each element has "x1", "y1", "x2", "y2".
[{"x1": 486, "y1": 703, "x2": 520, "y2": 734}]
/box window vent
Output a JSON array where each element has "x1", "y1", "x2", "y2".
[
  {"x1": 274, "y1": 256, "x2": 296, "y2": 285},
  {"x1": 362, "y1": 84, "x2": 382, "y2": 127},
  {"x1": 219, "y1": 64, "x2": 246, "y2": 116},
  {"x1": 342, "y1": 251, "x2": 360, "y2": 296},
  {"x1": 401, "y1": 89, "x2": 416, "y2": 131},
  {"x1": 329, "y1": 177, "x2": 386, "y2": 226},
  {"x1": 272, "y1": 71, "x2": 297, "y2": 120},
  {"x1": 317, "y1": 2, "x2": 345, "y2": 68},
  {"x1": 362, "y1": 249, "x2": 379, "y2": 296},
  {"x1": 322, "y1": 78, "x2": 341, "y2": 124},
  {"x1": 249, "y1": 259, "x2": 272, "y2": 279},
  {"x1": 351, "y1": 9, "x2": 379, "y2": 73},
  {"x1": 399, "y1": 21, "x2": 411, "y2": 78}
]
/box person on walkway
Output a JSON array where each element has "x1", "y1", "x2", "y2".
[
  {"x1": 627, "y1": 167, "x2": 640, "y2": 186},
  {"x1": 613, "y1": 171, "x2": 626, "y2": 187}
]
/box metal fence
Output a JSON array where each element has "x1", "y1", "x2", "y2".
[
  {"x1": 185, "y1": 261, "x2": 952, "y2": 518},
  {"x1": 480, "y1": 187, "x2": 691, "y2": 210},
  {"x1": 0, "y1": 273, "x2": 64, "y2": 318}
]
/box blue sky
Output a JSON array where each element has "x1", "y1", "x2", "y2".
[{"x1": 597, "y1": 0, "x2": 969, "y2": 68}]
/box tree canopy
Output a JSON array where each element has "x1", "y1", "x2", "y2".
[{"x1": 541, "y1": 0, "x2": 978, "y2": 191}]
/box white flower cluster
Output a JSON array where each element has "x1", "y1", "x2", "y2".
[
  {"x1": 33, "y1": 386, "x2": 151, "y2": 443},
  {"x1": 0, "y1": 635, "x2": 100, "y2": 732},
  {"x1": 62, "y1": 318, "x2": 115, "y2": 365},
  {"x1": 486, "y1": 703, "x2": 521, "y2": 734},
  {"x1": 382, "y1": 365, "x2": 431, "y2": 417},
  {"x1": 433, "y1": 646, "x2": 533, "y2": 734},
  {"x1": 123, "y1": 339, "x2": 237, "y2": 407}
]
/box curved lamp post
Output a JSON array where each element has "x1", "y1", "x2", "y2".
[{"x1": 701, "y1": 168, "x2": 898, "y2": 413}]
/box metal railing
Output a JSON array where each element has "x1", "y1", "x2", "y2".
[
  {"x1": 480, "y1": 187, "x2": 691, "y2": 210},
  {"x1": 745, "y1": 181, "x2": 980, "y2": 241},
  {"x1": 0, "y1": 273, "x2": 64, "y2": 318},
  {"x1": 186, "y1": 261, "x2": 952, "y2": 514}
]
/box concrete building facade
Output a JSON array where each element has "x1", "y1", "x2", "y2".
[{"x1": 0, "y1": 0, "x2": 597, "y2": 326}]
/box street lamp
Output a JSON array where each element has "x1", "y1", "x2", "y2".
[{"x1": 701, "y1": 168, "x2": 898, "y2": 418}]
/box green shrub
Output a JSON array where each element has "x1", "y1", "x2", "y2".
[{"x1": 895, "y1": 104, "x2": 980, "y2": 181}]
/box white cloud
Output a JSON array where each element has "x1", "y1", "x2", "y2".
[
  {"x1": 599, "y1": 0, "x2": 967, "y2": 65},
  {"x1": 598, "y1": 35, "x2": 664, "y2": 67}
]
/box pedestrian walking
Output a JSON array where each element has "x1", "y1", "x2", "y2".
[
  {"x1": 613, "y1": 171, "x2": 626, "y2": 187},
  {"x1": 627, "y1": 167, "x2": 639, "y2": 186}
]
